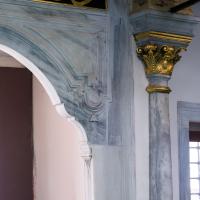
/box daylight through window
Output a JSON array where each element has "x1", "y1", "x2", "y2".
[{"x1": 189, "y1": 122, "x2": 200, "y2": 200}]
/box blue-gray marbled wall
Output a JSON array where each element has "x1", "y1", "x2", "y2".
[
  {"x1": 0, "y1": 1, "x2": 136, "y2": 200},
  {"x1": 0, "y1": 0, "x2": 110, "y2": 144}
]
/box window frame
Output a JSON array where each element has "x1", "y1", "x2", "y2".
[{"x1": 178, "y1": 102, "x2": 200, "y2": 200}]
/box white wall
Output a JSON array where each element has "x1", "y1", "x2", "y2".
[
  {"x1": 33, "y1": 76, "x2": 84, "y2": 200},
  {"x1": 133, "y1": 42, "x2": 149, "y2": 200},
  {"x1": 169, "y1": 35, "x2": 200, "y2": 200},
  {"x1": 133, "y1": 33, "x2": 200, "y2": 200}
]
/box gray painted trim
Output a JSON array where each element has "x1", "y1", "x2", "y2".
[{"x1": 177, "y1": 101, "x2": 200, "y2": 200}]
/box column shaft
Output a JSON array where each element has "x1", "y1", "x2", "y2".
[
  {"x1": 133, "y1": 10, "x2": 196, "y2": 200},
  {"x1": 149, "y1": 93, "x2": 173, "y2": 200}
]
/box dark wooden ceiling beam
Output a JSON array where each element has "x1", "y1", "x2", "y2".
[{"x1": 170, "y1": 0, "x2": 200, "y2": 13}]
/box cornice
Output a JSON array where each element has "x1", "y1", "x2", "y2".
[{"x1": 130, "y1": 10, "x2": 200, "y2": 38}]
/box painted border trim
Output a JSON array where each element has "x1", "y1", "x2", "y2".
[{"x1": 134, "y1": 31, "x2": 192, "y2": 44}]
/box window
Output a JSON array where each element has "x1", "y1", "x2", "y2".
[
  {"x1": 178, "y1": 102, "x2": 200, "y2": 200},
  {"x1": 189, "y1": 122, "x2": 200, "y2": 200}
]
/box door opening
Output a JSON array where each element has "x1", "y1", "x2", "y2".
[
  {"x1": 0, "y1": 67, "x2": 33, "y2": 200},
  {"x1": 0, "y1": 50, "x2": 86, "y2": 200}
]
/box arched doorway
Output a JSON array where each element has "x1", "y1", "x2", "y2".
[{"x1": 0, "y1": 49, "x2": 91, "y2": 200}]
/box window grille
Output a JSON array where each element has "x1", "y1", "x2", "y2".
[{"x1": 189, "y1": 122, "x2": 200, "y2": 200}]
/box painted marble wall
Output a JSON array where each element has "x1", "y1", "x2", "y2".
[
  {"x1": 4, "y1": 1, "x2": 200, "y2": 199},
  {"x1": 0, "y1": 1, "x2": 137, "y2": 199},
  {"x1": 33, "y1": 76, "x2": 84, "y2": 200}
]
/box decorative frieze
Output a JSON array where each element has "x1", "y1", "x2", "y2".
[
  {"x1": 133, "y1": 0, "x2": 192, "y2": 15},
  {"x1": 135, "y1": 31, "x2": 192, "y2": 45}
]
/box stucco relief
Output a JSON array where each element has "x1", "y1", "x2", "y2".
[{"x1": 0, "y1": 0, "x2": 109, "y2": 144}]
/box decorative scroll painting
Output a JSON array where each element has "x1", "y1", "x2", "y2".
[
  {"x1": 34, "y1": 0, "x2": 107, "y2": 9},
  {"x1": 133, "y1": 0, "x2": 192, "y2": 15}
]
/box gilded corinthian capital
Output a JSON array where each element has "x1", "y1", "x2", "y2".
[
  {"x1": 131, "y1": 10, "x2": 196, "y2": 93},
  {"x1": 136, "y1": 44, "x2": 183, "y2": 76},
  {"x1": 136, "y1": 44, "x2": 184, "y2": 93}
]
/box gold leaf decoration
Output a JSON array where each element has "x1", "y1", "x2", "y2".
[
  {"x1": 136, "y1": 44, "x2": 184, "y2": 76},
  {"x1": 71, "y1": 0, "x2": 93, "y2": 6}
]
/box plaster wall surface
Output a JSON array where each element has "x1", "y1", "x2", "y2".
[
  {"x1": 133, "y1": 42, "x2": 149, "y2": 200},
  {"x1": 169, "y1": 34, "x2": 200, "y2": 200},
  {"x1": 33, "y1": 76, "x2": 84, "y2": 200},
  {"x1": 133, "y1": 32, "x2": 200, "y2": 200}
]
